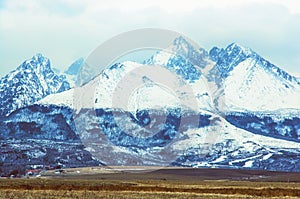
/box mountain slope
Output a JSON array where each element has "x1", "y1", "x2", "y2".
[
  {"x1": 39, "y1": 37, "x2": 214, "y2": 112},
  {"x1": 172, "y1": 115, "x2": 300, "y2": 171},
  {"x1": 209, "y1": 43, "x2": 300, "y2": 112},
  {"x1": 70, "y1": 107, "x2": 300, "y2": 171},
  {"x1": 3, "y1": 39, "x2": 300, "y2": 174},
  {"x1": 39, "y1": 60, "x2": 213, "y2": 114},
  {"x1": 0, "y1": 54, "x2": 70, "y2": 116},
  {"x1": 64, "y1": 57, "x2": 84, "y2": 87}
]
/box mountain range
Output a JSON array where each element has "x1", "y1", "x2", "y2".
[{"x1": 0, "y1": 37, "x2": 299, "y2": 176}]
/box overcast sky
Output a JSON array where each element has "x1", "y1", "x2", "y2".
[{"x1": 1, "y1": 0, "x2": 300, "y2": 77}]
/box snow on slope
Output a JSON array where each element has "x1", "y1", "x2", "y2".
[
  {"x1": 39, "y1": 60, "x2": 212, "y2": 113},
  {"x1": 172, "y1": 115, "x2": 300, "y2": 168},
  {"x1": 146, "y1": 36, "x2": 209, "y2": 69},
  {"x1": 223, "y1": 58, "x2": 300, "y2": 111},
  {"x1": 39, "y1": 41, "x2": 300, "y2": 114},
  {"x1": 210, "y1": 43, "x2": 300, "y2": 112},
  {"x1": 38, "y1": 88, "x2": 74, "y2": 108},
  {"x1": 0, "y1": 54, "x2": 70, "y2": 116}
]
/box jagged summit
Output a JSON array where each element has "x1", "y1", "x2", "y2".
[
  {"x1": 0, "y1": 54, "x2": 70, "y2": 116},
  {"x1": 172, "y1": 36, "x2": 199, "y2": 54},
  {"x1": 226, "y1": 42, "x2": 252, "y2": 54},
  {"x1": 209, "y1": 43, "x2": 256, "y2": 78},
  {"x1": 172, "y1": 36, "x2": 208, "y2": 66},
  {"x1": 209, "y1": 43, "x2": 300, "y2": 111},
  {"x1": 209, "y1": 43, "x2": 299, "y2": 84},
  {"x1": 144, "y1": 36, "x2": 209, "y2": 82},
  {"x1": 146, "y1": 36, "x2": 208, "y2": 65},
  {"x1": 15, "y1": 53, "x2": 50, "y2": 71}
]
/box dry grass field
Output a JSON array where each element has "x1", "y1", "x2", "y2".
[{"x1": 0, "y1": 167, "x2": 300, "y2": 198}]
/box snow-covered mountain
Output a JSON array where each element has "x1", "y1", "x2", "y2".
[
  {"x1": 35, "y1": 37, "x2": 300, "y2": 172},
  {"x1": 66, "y1": 106, "x2": 300, "y2": 171},
  {"x1": 0, "y1": 54, "x2": 70, "y2": 116},
  {"x1": 0, "y1": 55, "x2": 101, "y2": 176},
  {"x1": 209, "y1": 43, "x2": 300, "y2": 112},
  {"x1": 39, "y1": 61, "x2": 200, "y2": 111},
  {"x1": 1, "y1": 37, "x2": 300, "y2": 175},
  {"x1": 40, "y1": 40, "x2": 300, "y2": 114},
  {"x1": 172, "y1": 115, "x2": 300, "y2": 171},
  {"x1": 145, "y1": 36, "x2": 210, "y2": 81},
  {"x1": 39, "y1": 37, "x2": 214, "y2": 113}
]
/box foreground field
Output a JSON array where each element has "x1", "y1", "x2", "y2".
[
  {"x1": 1, "y1": 189, "x2": 299, "y2": 199},
  {"x1": 0, "y1": 168, "x2": 300, "y2": 198}
]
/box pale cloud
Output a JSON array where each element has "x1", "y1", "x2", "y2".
[
  {"x1": 53, "y1": 0, "x2": 300, "y2": 14},
  {"x1": 0, "y1": 0, "x2": 299, "y2": 77}
]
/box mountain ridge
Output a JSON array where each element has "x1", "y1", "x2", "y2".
[
  {"x1": 0, "y1": 54, "x2": 70, "y2": 116},
  {"x1": 1, "y1": 38, "x2": 300, "y2": 176}
]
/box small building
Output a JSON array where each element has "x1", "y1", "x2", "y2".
[{"x1": 25, "y1": 169, "x2": 42, "y2": 177}]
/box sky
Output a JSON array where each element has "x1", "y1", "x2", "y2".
[{"x1": 1, "y1": 0, "x2": 300, "y2": 77}]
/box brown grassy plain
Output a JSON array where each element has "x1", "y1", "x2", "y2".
[{"x1": 0, "y1": 167, "x2": 299, "y2": 198}]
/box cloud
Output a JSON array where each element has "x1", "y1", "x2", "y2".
[{"x1": 0, "y1": 0, "x2": 299, "y2": 77}]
